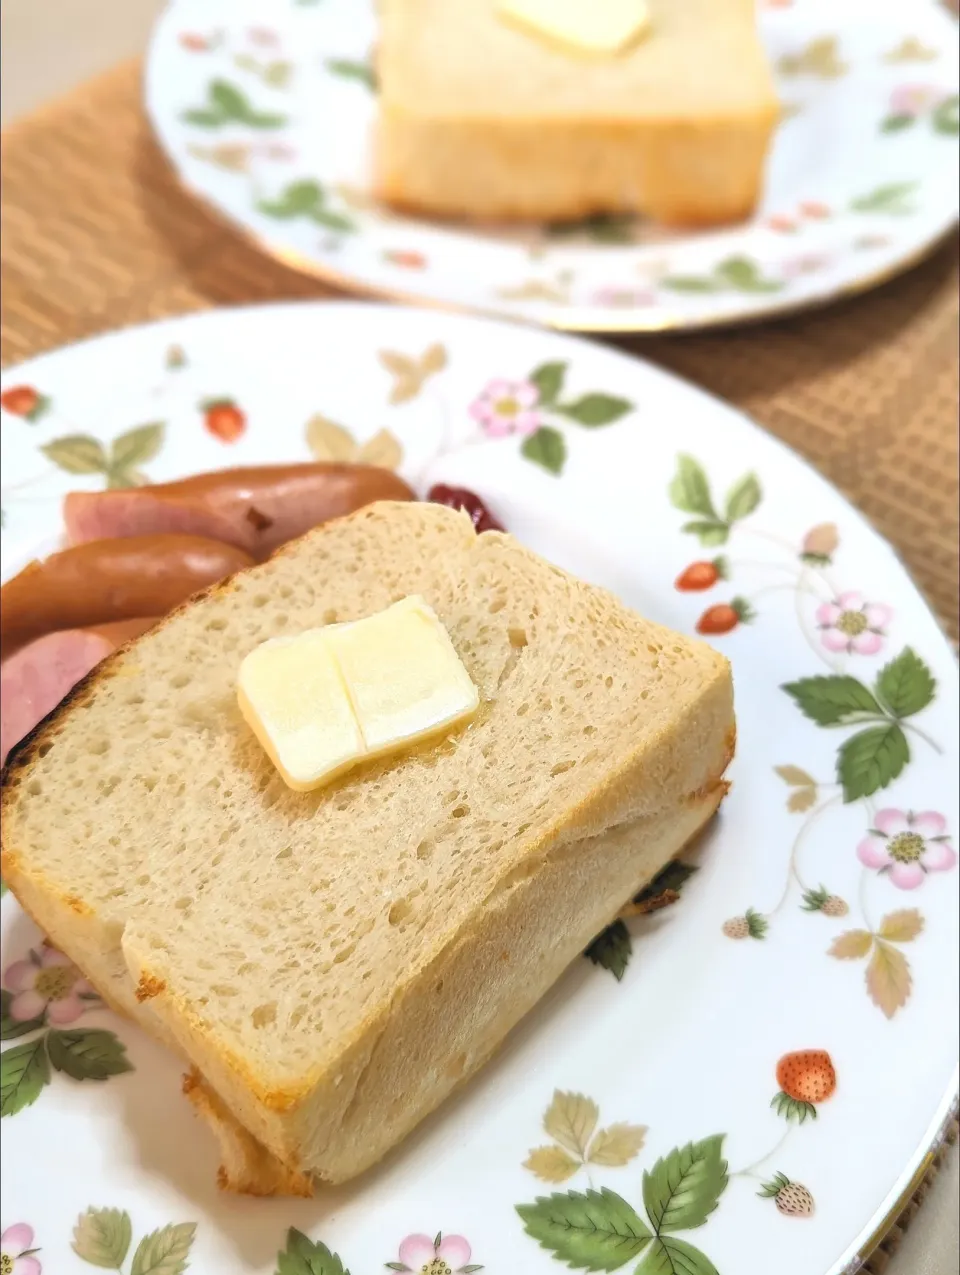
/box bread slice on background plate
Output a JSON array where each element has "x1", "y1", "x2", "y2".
[
  {"x1": 1, "y1": 501, "x2": 734, "y2": 1188},
  {"x1": 375, "y1": 0, "x2": 779, "y2": 225}
]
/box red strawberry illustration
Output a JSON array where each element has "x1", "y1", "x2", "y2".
[
  {"x1": 1, "y1": 385, "x2": 50, "y2": 423},
  {"x1": 179, "y1": 31, "x2": 210, "y2": 51},
  {"x1": 384, "y1": 250, "x2": 426, "y2": 270},
  {"x1": 695, "y1": 598, "x2": 753, "y2": 635},
  {"x1": 675, "y1": 557, "x2": 727, "y2": 592},
  {"x1": 799, "y1": 200, "x2": 831, "y2": 220},
  {"x1": 202, "y1": 398, "x2": 246, "y2": 443},
  {"x1": 772, "y1": 1050, "x2": 837, "y2": 1122},
  {"x1": 766, "y1": 214, "x2": 798, "y2": 234}
]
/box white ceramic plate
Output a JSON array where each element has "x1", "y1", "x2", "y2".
[
  {"x1": 1, "y1": 302, "x2": 957, "y2": 1275},
  {"x1": 144, "y1": 0, "x2": 960, "y2": 333}
]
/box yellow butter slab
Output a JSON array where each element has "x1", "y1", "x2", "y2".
[
  {"x1": 237, "y1": 630, "x2": 363, "y2": 792},
  {"x1": 498, "y1": 0, "x2": 650, "y2": 57},
  {"x1": 325, "y1": 596, "x2": 479, "y2": 756},
  {"x1": 237, "y1": 598, "x2": 479, "y2": 792}
]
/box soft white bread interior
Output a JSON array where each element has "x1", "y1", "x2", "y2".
[
  {"x1": 375, "y1": 0, "x2": 779, "y2": 224},
  {"x1": 1, "y1": 501, "x2": 734, "y2": 1185}
]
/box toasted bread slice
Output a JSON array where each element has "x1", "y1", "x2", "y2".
[
  {"x1": 376, "y1": 0, "x2": 779, "y2": 225},
  {"x1": 1, "y1": 501, "x2": 734, "y2": 1184}
]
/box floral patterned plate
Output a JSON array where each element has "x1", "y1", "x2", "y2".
[
  {"x1": 1, "y1": 302, "x2": 957, "y2": 1275},
  {"x1": 144, "y1": 0, "x2": 959, "y2": 333}
]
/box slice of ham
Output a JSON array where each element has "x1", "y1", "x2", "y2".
[
  {"x1": 1, "y1": 619, "x2": 157, "y2": 766},
  {"x1": 64, "y1": 464, "x2": 416, "y2": 559}
]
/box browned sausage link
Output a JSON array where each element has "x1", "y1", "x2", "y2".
[
  {"x1": 65, "y1": 463, "x2": 418, "y2": 559},
  {"x1": 170, "y1": 462, "x2": 414, "y2": 504},
  {"x1": 1, "y1": 536, "x2": 254, "y2": 653},
  {"x1": 173, "y1": 463, "x2": 418, "y2": 558}
]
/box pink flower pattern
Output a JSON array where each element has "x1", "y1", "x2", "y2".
[
  {"x1": 591, "y1": 286, "x2": 656, "y2": 308},
  {"x1": 780, "y1": 254, "x2": 832, "y2": 280},
  {"x1": 391, "y1": 1233, "x2": 480, "y2": 1273},
  {"x1": 4, "y1": 945, "x2": 98, "y2": 1026},
  {"x1": 890, "y1": 85, "x2": 949, "y2": 118},
  {"x1": 858, "y1": 810, "x2": 956, "y2": 890},
  {"x1": 816, "y1": 591, "x2": 892, "y2": 655},
  {"x1": 469, "y1": 380, "x2": 540, "y2": 439},
  {"x1": 0, "y1": 1224, "x2": 41, "y2": 1275}
]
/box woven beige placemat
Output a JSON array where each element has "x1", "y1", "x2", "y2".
[{"x1": 0, "y1": 62, "x2": 958, "y2": 1266}]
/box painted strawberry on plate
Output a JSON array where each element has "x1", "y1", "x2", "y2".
[
  {"x1": 0, "y1": 386, "x2": 50, "y2": 423},
  {"x1": 696, "y1": 599, "x2": 754, "y2": 635},
  {"x1": 772, "y1": 1050, "x2": 837, "y2": 1122},
  {"x1": 675, "y1": 557, "x2": 727, "y2": 592},
  {"x1": 759, "y1": 1172, "x2": 816, "y2": 1218},
  {"x1": 201, "y1": 397, "x2": 246, "y2": 442}
]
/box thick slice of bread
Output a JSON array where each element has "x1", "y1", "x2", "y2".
[
  {"x1": 375, "y1": 0, "x2": 779, "y2": 225},
  {"x1": 1, "y1": 502, "x2": 734, "y2": 1185},
  {"x1": 182, "y1": 792, "x2": 725, "y2": 1197}
]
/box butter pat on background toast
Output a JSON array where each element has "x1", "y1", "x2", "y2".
[
  {"x1": 376, "y1": 0, "x2": 779, "y2": 225},
  {"x1": 1, "y1": 502, "x2": 734, "y2": 1186}
]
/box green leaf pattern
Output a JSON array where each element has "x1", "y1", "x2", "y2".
[
  {"x1": 183, "y1": 78, "x2": 287, "y2": 129},
  {"x1": 662, "y1": 256, "x2": 783, "y2": 295},
  {"x1": 257, "y1": 180, "x2": 356, "y2": 233},
  {"x1": 518, "y1": 1137, "x2": 728, "y2": 1272},
  {"x1": 644, "y1": 1236, "x2": 721, "y2": 1275},
  {"x1": 784, "y1": 648, "x2": 937, "y2": 801},
  {"x1": 522, "y1": 426, "x2": 567, "y2": 475},
  {"x1": 669, "y1": 455, "x2": 761, "y2": 546},
  {"x1": 876, "y1": 647, "x2": 937, "y2": 718},
  {"x1": 47, "y1": 1027, "x2": 134, "y2": 1080},
  {"x1": 72, "y1": 1211, "x2": 196, "y2": 1274},
  {"x1": 850, "y1": 181, "x2": 919, "y2": 215},
  {"x1": 642, "y1": 1137, "x2": 729, "y2": 1233},
  {"x1": 41, "y1": 422, "x2": 165, "y2": 489},
  {"x1": 275, "y1": 1227, "x2": 349, "y2": 1275},
  {"x1": 72, "y1": 1208, "x2": 133, "y2": 1268},
  {"x1": 782, "y1": 675, "x2": 882, "y2": 726},
  {"x1": 517, "y1": 1188, "x2": 652, "y2": 1271},
  {"x1": 584, "y1": 920, "x2": 632, "y2": 981},
  {"x1": 837, "y1": 723, "x2": 910, "y2": 801},
  {"x1": 0, "y1": 1036, "x2": 50, "y2": 1117},
  {"x1": 530, "y1": 362, "x2": 567, "y2": 406},
  {"x1": 325, "y1": 57, "x2": 377, "y2": 91},
  {"x1": 130, "y1": 1224, "x2": 197, "y2": 1275}
]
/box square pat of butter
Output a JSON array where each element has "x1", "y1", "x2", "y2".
[
  {"x1": 326, "y1": 596, "x2": 479, "y2": 756},
  {"x1": 498, "y1": 0, "x2": 650, "y2": 56},
  {"x1": 237, "y1": 630, "x2": 363, "y2": 792}
]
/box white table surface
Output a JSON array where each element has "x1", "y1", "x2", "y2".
[{"x1": 1, "y1": 3, "x2": 957, "y2": 1271}]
